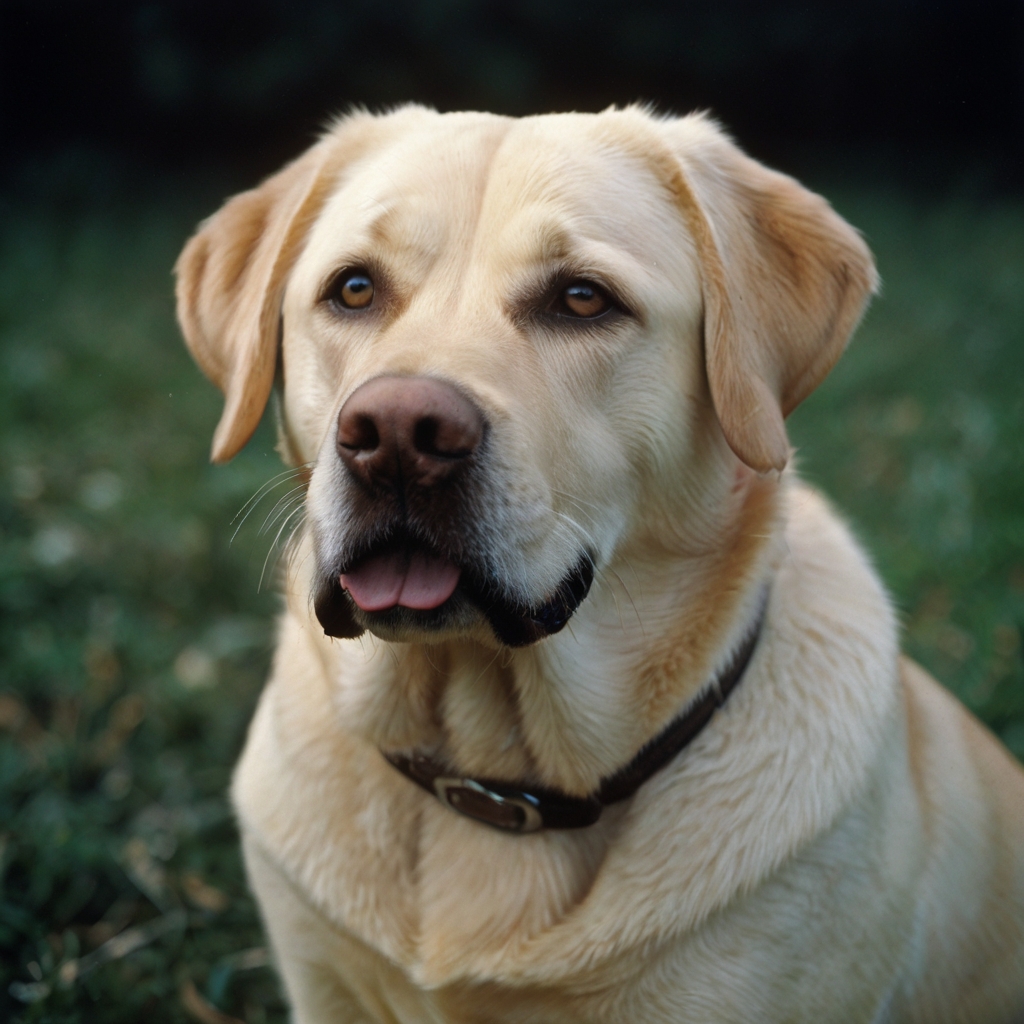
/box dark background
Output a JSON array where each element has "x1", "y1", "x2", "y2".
[
  {"x1": 3, "y1": 0, "x2": 1023, "y2": 187},
  {"x1": 3, "y1": 4, "x2": 1024, "y2": 1022}
]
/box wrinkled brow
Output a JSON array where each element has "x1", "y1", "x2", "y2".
[
  {"x1": 349, "y1": 196, "x2": 448, "y2": 278},
  {"x1": 365, "y1": 202, "x2": 421, "y2": 248},
  {"x1": 529, "y1": 222, "x2": 576, "y2": 264}
]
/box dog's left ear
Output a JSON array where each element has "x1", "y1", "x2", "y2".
[{"x1": 663, "y1": 117, "x2": 878, "y2": 473}]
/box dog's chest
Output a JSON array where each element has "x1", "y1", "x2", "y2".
[
  {"x1": 245, "y1": 798, "x2": 920, "y2": 1024},
  {"x1": 233, "y1": 603, "x2": 919, "y2": 1021}
]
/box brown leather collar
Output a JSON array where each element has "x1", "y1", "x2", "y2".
[{"x1": 384, "y1": 585, "x2": 770, "y2": 833}]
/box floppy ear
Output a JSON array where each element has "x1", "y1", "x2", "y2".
[
  {"x1": 665, "y1": 117, "x2": 877, "y2": 472},
  {"x1": 174, "y1": 148, "x2": 325, "y2": 461},
  {"x1": 174, "y1": 115, "x2": 382, "y2": 463}
]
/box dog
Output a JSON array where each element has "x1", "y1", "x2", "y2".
[{"x1": 175, "y1": 106, "x2": 1024, "y2": 1022}]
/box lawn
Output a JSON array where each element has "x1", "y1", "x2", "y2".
[{"x1": 1, "y1": 156, "x2": 1022, "y2": 1023}]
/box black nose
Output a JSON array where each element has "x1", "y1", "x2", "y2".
[{"x1": 336, "y1": 376, "x2": 485, "y2": 492}]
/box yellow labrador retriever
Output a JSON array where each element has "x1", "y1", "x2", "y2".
[{"x1": 176, "y1": 106, "x2": 1024, "y2": 1023}]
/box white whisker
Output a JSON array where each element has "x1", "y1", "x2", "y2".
[
  {"x1": 551, "y1": 510, "x2": 598, "y2": 551},
  {"x1": 604, "y1": 572, "x2": 627, "y2": 633},
  {"x1": 606, "y1": 566, "x2": 645, "y2": 637},
  {"x1": 258, "y1": 485, "x2": 307, "y2": 536},
  {"x1": 230, "y1": 464, "x2": 312, "y2": 545},
  {"x1": 551, "y1": 488, "x2": 603, "y2": 516},
  {"x1": 469, "y1": 648, "x2": 503, "y2": 691},
  {"x1": 232, "y1": 467, "x2": 304, "y2": 523},
  {"x1": 259, "y1": 505, "x2": 307, "y2": 592}
]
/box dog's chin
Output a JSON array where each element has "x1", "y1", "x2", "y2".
[
  {"x1": 313, "y1": 548, "x2": 595, "y2": 648},
  {"x1": 352, "y1": 592, "x2": 490, "y2": 645}
]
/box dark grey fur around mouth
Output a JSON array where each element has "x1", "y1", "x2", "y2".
[{"x1": 313, "y1": 540, "x2": 595, "y2": 647}]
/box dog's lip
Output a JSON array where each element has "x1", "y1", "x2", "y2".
[
  {"x1": 473, "y1": 550, "x2": 594, "y2": 646},
  {"x1": 317, "y1": 536, "x2": 595, "y2": 646}
]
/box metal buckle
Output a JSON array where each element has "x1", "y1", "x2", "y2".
[{"x1": 433, "y1": 777, "x2": 544, "y2": 833}]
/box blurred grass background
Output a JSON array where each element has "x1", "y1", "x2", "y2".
[
  {"x1": 1, "y1": 151, "x2": 1021, "y2": 1024},
  {"x1": 0, "y1": 160, "x2": 287, "y2": 1023},
  {"x1": 1, "y1": 2, "x2": 1022, "y2": 1021}
]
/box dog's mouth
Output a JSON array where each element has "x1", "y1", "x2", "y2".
[{"x1": 314, "y1": 532, "x2": 594, "y2": 647}]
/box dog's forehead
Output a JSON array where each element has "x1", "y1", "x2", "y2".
[
  {"x1": 478, "y1": 116, "x2": 677, "y2": 258},
  {"x1": 307, "y1": 112, "x2": 681, "y2": 272},
  {"x1": 313, "y1": 115, "x2": 509, "y2": 247}
]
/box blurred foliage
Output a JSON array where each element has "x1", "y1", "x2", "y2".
[
  {"x1": 0, "y1": 153, "x2": 1021, "y2": 1022},
  {"x1": 3, "y1": 1, "x2": 1022, "y2": 185},
  {"x1": 0, "y1": 158, "x2": 286, "y2": 1022},
  {"x1": 790, "y1": 184, "x2": 1024, "y2": 751}
]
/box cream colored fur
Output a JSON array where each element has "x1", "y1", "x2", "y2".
[{"x1": 176, "y1": 106, "x2": 1024, "y2": 1023}]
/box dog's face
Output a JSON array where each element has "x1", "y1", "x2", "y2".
[
  {"x1": 176, "y1": 106, "x2": 876, "y2": 651},
  {"x1": 289, "y1": 112, "x2": 708, "y2": 647}
]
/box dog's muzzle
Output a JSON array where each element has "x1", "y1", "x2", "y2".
[
  {"x1": 314, "y1": 373, "x2": 596, "y2": 646},
  {"x1": 314, "y1": 544, "x2": 595, "y2": 647}
]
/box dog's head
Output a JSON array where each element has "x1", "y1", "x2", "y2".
[{"x1": 176, "y1": 106, "x2": 875, "y2": 650}]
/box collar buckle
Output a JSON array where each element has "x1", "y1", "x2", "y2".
[
  {"x1": 433, "y1": 777, "x2": 544, "y2": 833},
  {"x1": 384, "y1": 583, "x2": 770, "y2": 832}
]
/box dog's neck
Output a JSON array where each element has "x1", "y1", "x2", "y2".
[{"x1": 294, "y1": 471, "x2": 783, "y2": 798}]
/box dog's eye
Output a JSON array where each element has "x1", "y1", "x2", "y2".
[
  {"x1": 332, "y1": 270, "x2": 375, "y2": 309},
  {"x1": 559, "y1": 281, "x2": 610, "y2": 319}
]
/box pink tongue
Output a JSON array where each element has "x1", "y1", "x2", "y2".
[{"x1": 340, "y1": 550, "x2": 461, "y2": 612}]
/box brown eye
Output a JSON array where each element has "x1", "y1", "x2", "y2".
[
  {"x1": 561, "y1": 281, "x2": 609, "y2": 318},
  {"x1": 336, "y1": 271, "x2": 374, "y2": 309}
]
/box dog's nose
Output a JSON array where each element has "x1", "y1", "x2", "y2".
[{"x1": 336, "y1": 376, "x2": 484, "y2": 491}]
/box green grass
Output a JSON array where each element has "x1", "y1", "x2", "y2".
[
  {"x1": 1, "y1": 159, "x2": 1022, "y2": 1023},
  {"x1": 0, "y1": 160, "x2": 287, "y2": 1023},
  {"x1": 790, "y1": 185, "x2": 1024, "y2": 751}
]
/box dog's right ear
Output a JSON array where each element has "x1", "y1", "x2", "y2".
[
  {"x1": 174, "y1": 116, "x2": 381, "y2": 463},
  {"x1": 175, "y1": 147, "x2": 326, "y2": 462}
]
